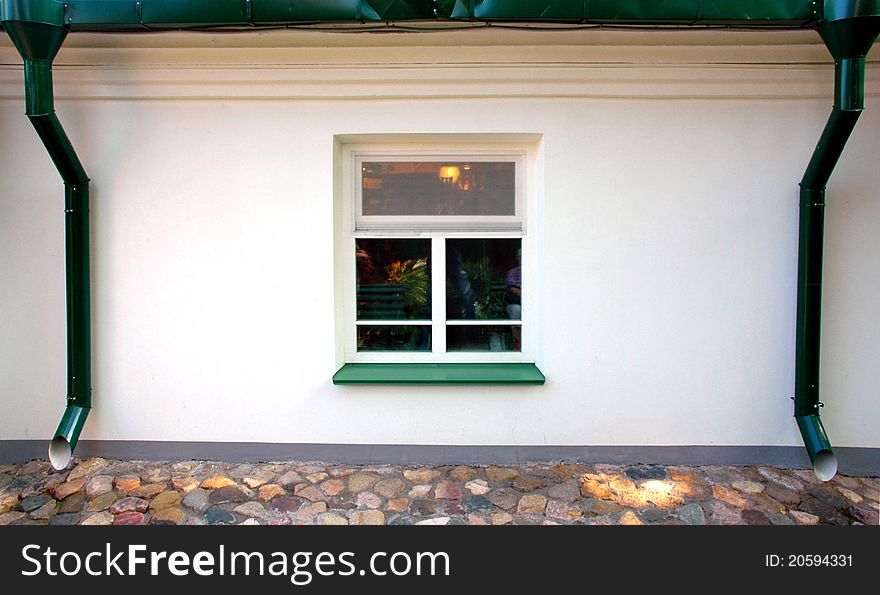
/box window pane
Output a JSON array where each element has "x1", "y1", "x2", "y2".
[
  {"x1": 357, "y1": 239, "x2": 431, "y2": 320},
  {"x1": 362, "y1": 161, "x2": 515, "y2": 217},
  {"x1": 446, "y1": 238, "x2": 521, "y2": 321},
  {"x1": 446, "y1": 325, "x2": 520, "y2": 352},
  {"x1": 357, "y1": 326, "x2": 431, "y2": 352}
]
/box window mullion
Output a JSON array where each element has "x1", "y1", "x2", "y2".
[{"x1": 432, "y1": 235, "x2": 447, "y2": 356}]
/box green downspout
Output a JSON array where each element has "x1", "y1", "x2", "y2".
[
  {"x1": 4, "y1": 5, "x2": 92, "y2": 470},
  {"x1": 795, "y1": 0, "x2": 880, "y2": 480}
]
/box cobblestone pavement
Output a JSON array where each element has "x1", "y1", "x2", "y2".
[{"x1": 0, "y1": 458, "x2": 877, "y2": 526}]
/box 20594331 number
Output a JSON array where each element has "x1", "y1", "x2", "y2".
[{"x1": 788, "y1": 554, "x2": 853, "y2": 567}]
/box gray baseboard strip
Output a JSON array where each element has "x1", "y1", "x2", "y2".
[{"x1": 1, "y1": 441, "x2": 878, "y2": 475}]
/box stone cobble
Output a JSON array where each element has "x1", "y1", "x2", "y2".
[{"x1": 0, "y1": 459, "x2": 876, "y2": 526}]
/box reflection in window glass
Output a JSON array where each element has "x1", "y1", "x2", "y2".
[
  {"x1": 356, "y1": 239, "x2": 431, "y2": 320},
  {"x1": 357, "y1": 326, "x2": 431, "y2": 352},
  {"x1": 362, "y1": 162, "x2": 515, "y2": 217},
  {"x1": 446, "y1": 238, "x2": 521, "y2": 321},
  {"x1": 446, "y1": 326, "x2": 520, "y2": 352}
]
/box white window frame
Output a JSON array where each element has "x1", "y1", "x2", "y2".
[{"x1": 339, "y1": 142, "x2": 538, "y2": 365}]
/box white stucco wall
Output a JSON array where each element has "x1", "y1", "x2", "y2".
[{"x1": 1, "y1": 30, "x2": 878, "y2": 449}]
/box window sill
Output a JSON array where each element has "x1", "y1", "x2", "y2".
[{"x1": 332, "y1": 363, "x2": 545, "y2": 385}]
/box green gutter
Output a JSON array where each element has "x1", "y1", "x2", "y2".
[
  {"x1": 794, "y1": 0, "x2": 880, "y2": 480},
  {"x1": 4, "y1": 15, "x2": 92, "y2": 470},
  {"x1": 451, "y1": 0, "x2": 817, "y2": 24},
  {"x1": 1, "y1": 0, "x2": 820, "y2": 30}
]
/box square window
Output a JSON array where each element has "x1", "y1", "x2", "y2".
[{"x1": 336, "y1": 140, "x2": 540, "y2": 375}]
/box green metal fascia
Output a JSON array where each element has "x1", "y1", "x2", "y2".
[
  {"x1": 333, "y1": 363, "x2": 546, "y2": 385},
  {"x1": 2, "y1": 0, "x2": 820, "y2": 30},
  {"x1": 452, "y1": 0, "x2": 818, "y2": 23}
]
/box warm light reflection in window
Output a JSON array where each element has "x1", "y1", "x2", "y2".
[{"x1": 438, "y1": 165, "x2": 461, "y2": 183}]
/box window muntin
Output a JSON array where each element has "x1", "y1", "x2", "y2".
[{"x1": 342, "y1": 147, "x2": 533, "y2": 364}]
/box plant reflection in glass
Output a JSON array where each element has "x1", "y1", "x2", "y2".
[
  {"x1": 385, "y1": 258, "x2": 429, "y2": 314},
  {"x1": 356, "y1": 239, "x2": 431, "y2": 321}
]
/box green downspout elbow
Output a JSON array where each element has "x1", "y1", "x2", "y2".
[
  {"x1": 4, "y1": 16, "x2": 92, "y2": 470},
  {"x1": 794, "y1": 1, "x2": 880, "y2": 481}
]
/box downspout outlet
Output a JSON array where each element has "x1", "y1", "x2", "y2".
[
  {"x1": 795, "y1": 414, "x2": 837, "y2": 481},
  {"x1": 49, "y1": 405, "x2": 90, "y2": 470}
]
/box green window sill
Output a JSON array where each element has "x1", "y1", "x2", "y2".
[{"x1": 333, "y1": 363, "x2": 545, "y2": 385}]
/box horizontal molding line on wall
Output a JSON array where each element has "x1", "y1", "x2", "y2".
[
  {"x1": 1, "y1": 442, "x2": 878, "y2": 475},
  {"x1": 0, "y1": 62, "x2": 878, "y2": 101},
  {"x1": 1, "y1": 40, "x2": 850, "y2": 65}
]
